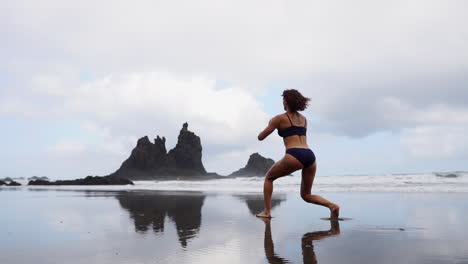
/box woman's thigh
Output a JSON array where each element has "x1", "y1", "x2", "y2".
[
  {"x1": 266, "y1": 154, "x2": 303, "y2": 181},
  {"x1": 301, "y1": 162, "x2": 317, "y2": 195}
]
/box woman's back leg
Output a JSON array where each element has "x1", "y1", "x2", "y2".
[{"x1": 300, "y1": 162, "x2": 340, "y2": 218}]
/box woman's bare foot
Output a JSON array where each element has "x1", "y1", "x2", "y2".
[
  {"x1": 256, "y1": 211, "x2": 272, "y2": 218},
  {"x1": 329, "y1": 204, "x2": 340, "y2": 219}
]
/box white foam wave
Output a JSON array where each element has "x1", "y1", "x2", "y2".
[{"x1": 16, "y1": 172, "x2": 468, "y2": 193}]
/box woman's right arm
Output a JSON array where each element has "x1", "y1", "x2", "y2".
[{"x1": 258, "y1": 115, "x2": 280, "y2": 141}]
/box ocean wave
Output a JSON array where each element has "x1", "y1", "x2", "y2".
[{"x1": 16, "y1": 172, "x2": 468, "y2": 193}]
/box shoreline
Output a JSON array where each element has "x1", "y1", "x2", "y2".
[{"x1": 1, "y1": 189, "x2": 467, "y2": 263}]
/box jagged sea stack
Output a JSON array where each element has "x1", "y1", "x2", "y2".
[
  {"x1": 109, "y1": 122, "x2": 212, "y2": 180},
  {"x1": 165, "y1": 122, "x2": 206, "y2": 175}
]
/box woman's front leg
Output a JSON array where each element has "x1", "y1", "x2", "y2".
[{"x1": 256, "y1": 155, "x2": 303, "y2": 218}]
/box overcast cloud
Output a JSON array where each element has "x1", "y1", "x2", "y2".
[{"x1": 1, "y1": 0, "x2": 467, "y2": 178}]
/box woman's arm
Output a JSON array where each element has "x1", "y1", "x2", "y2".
[{"x1": 258, "y1": 115, "x2": 280, "y2": 141}]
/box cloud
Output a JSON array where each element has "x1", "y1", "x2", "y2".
[
  {"x1": 62, "y1": 71, "x2": 269, "y2": 145},
  {"x1": 401, "y1": 125, "x2": 468, "y2": 158},
  {"x1": 3, "y1": 1, "x2": 468, "y2": 80},
  {"x1": 46, "y1": 139, "x2": 128, "y2": 157},
  {"x1": 3, "y1": 0, "x2": 468, "y2": 132},
  {"x1": 1, "y1": 0, "x2": 468, "y2": 176},
  {"x1": 297, "y1": 70, "x2": 468, "y2": 138},
  {"x1": 10, "y1": 70, "x2": 269, "y2": 177}
]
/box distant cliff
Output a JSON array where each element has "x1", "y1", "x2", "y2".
[
  {"x1": 0, "y1": 178, "x2": 22, "y2": 186},
  {"x1": 109, "y1": 122, "x2": 219, "y2": 180},
  {"x1": 28, "y1": 176, "x2": 133, "y2": 186},
  {"x1": 228, "y1": 152, "x2": 274, "y2": 177}
]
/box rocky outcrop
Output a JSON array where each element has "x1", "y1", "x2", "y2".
[
  {"x1": 166, "y1": 123, "x2": 206, "y2": 175},
  {"x1": 435, "y1": 172, "x2": 459, "y2": 178},
  {"x1": 28, "y1": 176, "x2": 133, "y2": 185},
  {"x1": 0, "y1": 178, "x2": 22, "y2": 186},
  {"x1": 28, "y1": 176, "x2": 50, "y2": 181},
  {"x1": 229, "y1": 153, "x2": 275, "y2": 177},
  {"x1": 6, "y1": 181, "x2": 21, "y2": 186},
  {"x1": 109, "y1": 122, "x2": 219, "y2": 180}
]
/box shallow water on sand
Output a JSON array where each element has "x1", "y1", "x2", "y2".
[{"x1": 1, "y1": 188, "x2": 467, "y2": 264}]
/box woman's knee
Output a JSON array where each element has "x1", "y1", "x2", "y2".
[
  {"x1": 300, "y1": 191, "x2": 310, "y2": 201},
  {"x1": 266, "y1": 171, "x2": 278, "y2": 181},
  {"x1": 264, "y1": 163, "x2": 280, "y2": 181}
]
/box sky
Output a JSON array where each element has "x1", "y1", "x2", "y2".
[{"x1": 1, "y1": 0, "x2": 468, "y2": 179}]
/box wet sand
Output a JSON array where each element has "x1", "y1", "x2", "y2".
[{"x1": 1, "y1": 188, "x2": 467, "y2": 263}]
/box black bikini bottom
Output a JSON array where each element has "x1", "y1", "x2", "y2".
[{"x1": 286, "y1": 148, "x2": 316, "y2": 168}]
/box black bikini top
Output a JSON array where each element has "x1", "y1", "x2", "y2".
[{"x1": 277, "y1": 113, "x2": 307, "y2": 138}]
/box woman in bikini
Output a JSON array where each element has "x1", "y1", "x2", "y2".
[{"x1": 256, "y1": 89, "x2": 340, "y2": 219}]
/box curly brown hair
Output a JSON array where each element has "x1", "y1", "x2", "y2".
[{"x1": 282, "y1": 89, "x2": 310, "y2": 112}]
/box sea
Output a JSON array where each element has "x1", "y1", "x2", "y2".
[
  {"x1": 12, "y1": 171, "x2": 468, "y2": 193},
  {"x1": 2, "y1": 172, "x2": 468, "y2": 263}
]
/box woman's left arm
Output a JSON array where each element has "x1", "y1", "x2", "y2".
[{"x1": 258, "y1": 115, "x2": 280, "y2": 141}]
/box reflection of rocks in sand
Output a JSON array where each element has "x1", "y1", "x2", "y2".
[
  {"x1": 234, "y1": 194, "x2": 286, "y2": 215},
  {"x1": 260, "y1": 218, "x2": 340, "y2": 264},
  {"x1": 116, "y1": 192, "x2": 205, "y2": 248}
]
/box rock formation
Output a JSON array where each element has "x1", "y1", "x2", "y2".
[
  {"x1": 229, "y1": 152, "x2": 275, "y2": 177},
  {"x1": 109, "y1": 122, "x2": 218, "y2": 180},
  {"x1": 435, "y1": 172, "x2": 459, "y2": 178},
  {"x1": 6, "y1": 181, "x2": 21, "y2": 186},
  {"x1": 28, "y1": 176, "x2": 50, "y2": 181},
  {"x1": 28, "y1": 176, "x2": 133, "y2": 185},
  {"x1": 166, "y1": 123, "x2": 206, "y2": 175},
  {"x1": 0, "y1": 178, "x2": 22, "y2": 186}
]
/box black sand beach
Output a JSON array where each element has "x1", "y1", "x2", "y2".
[{"x1": 1, "y1": 188, "x2": 467, "y2": 263}]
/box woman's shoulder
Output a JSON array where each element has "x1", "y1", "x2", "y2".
[
  {"x1": 274, "y1": 112, "x2": 288, "y2": 119},
  {"x1": 270, "y1": 113, "x2": 287, "y2": 125},
  {"x1": 294, "y1": 112, "x2": 307, "y2": 126},
  {"x1": 273, "y1": 112, "x2": 307, "y2": 122}
]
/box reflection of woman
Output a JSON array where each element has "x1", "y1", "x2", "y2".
[
  {"x1": 301, "y1": 220, "x2": 341, "y2": 264},
  {"x1": 262, "y1": 218, "x2": 290, "y2": 264},
  {"x1": 256, "y1": 89, "x2": 340, "y2": 219},
  {"x1": 260, "y1": 218, "x2": 341, "y2": 264}
]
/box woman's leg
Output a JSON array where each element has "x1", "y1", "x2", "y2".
[
  {"x1": 256, "y1": 154, "x2": 303, "y2": 218},
  {"x1": 260, "y1": 217, "x2": 290, "y2": 263},
  {"x1": 300, "y1": 162, "x2": 340, "y2": 218}
]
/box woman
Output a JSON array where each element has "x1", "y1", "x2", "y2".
[
  {"x1": 259, "y1": 217, "x2": 340, "y2": 264},
  {"x1": 256, "y1": 89, "x2": 340, "y2": 219}
]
